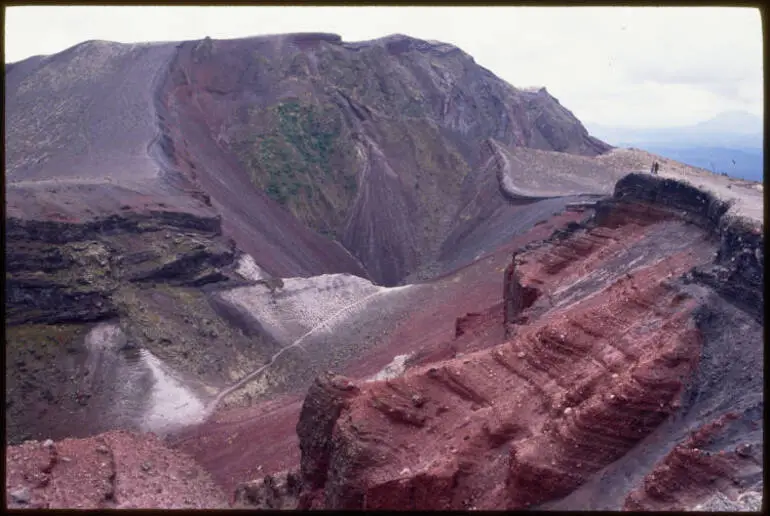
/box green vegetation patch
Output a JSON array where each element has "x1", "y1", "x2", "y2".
[
  {"x1": 234, "y1": 98, "x2": 359, "y2": 234},
  {"x1": 276, "y1": 100, "x2": 340, "y2": 172}
]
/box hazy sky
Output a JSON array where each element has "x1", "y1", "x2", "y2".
[{"x1": 4, "y1": 6, "x2": 763, "y2": 128}]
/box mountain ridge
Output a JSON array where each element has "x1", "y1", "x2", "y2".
[
  {"x1": 585, "y1": 110, "x2": 763, "y2": 148},
  {"x1": 584, "y1": 111, "x2": 763, "y2": 182},
  {"x1": 5, "y1": 32, "x2": 611, "y2": 286},
  {"x1": 4, "y1": 32, "x2": 763, "y2": 511}
]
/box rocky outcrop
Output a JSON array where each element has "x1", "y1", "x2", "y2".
[
  {"x1": 503, "y1": 254, "x2": 526, "y2": 327},
  {"x1": 5, "y1": 212, "x2": 234, "y2": 326},
  {"x1": 3, "y1": 209, "x2": 280, "y2": 445},
  {"x1": 162, "y1": 33, "x2": 611, "y2": 285},
  {"x1": 266, "y1": 173, "x2": 762, "y2": 510},
  {"x1": 502, "y1": 252, "x2": 540, "y2": 334},
  {"x1": 295, "y1": 373, "x2": 362, "y2": 498},
  {"x1": 608, "y1": 172, "x2": 731, "y2": 230},
  {"x1": 689, "y1": 214, "x2": 763, "y2": 322},
  {"x1": 233, "y1": 470, "x2": 301, "y2": 509},
  {"x1": 4, "y1": 211, "x2": 223, "y2": 244},
  {"x1": 5, "y1": 279, "x2": 117, "y2": 326},
  {"x1": 602, "y1": 173, "x2": 764, "y2": 322},
  {"x1": 290, "y1": 277, "x2": 704, "y2": 509},
  {"x1": 454, "y1": 312, "x2": 483, "y2": 338},
  {"x1": 5, "y1": 431, "x2": 229, "y2": 509}
]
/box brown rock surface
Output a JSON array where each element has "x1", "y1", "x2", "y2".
[
  {"x1": 287, "y1": 189, "x2": 727, "y2": 509},
  {"x1": 5, "y1": 431, "x2": 229, "y2": 509}
]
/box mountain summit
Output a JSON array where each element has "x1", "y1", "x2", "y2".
[{"x1": 694, "y1": 110, "x2": 763, "y2": 134}]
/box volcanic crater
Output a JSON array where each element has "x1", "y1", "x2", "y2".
[{"x1": 4, "y1": 32, "x2": 764, "y2": 510}]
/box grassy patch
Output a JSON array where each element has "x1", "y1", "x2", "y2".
[
  {"x1": 243, "y1": 100, "x2": 345, "y2": 206},
  {"x1": 234, "y1": 99, "x2": 359, "y2": 232},
  {"x1": 276, "y1": 100, "x2": 341, "y2": 174}
]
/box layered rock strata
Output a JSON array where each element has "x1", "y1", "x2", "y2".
[{"x1": 244, "y1": 173, "x2": 762, "y2": 510}]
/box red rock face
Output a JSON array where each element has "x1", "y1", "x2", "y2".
[
  {"x1": 185, "y1": 177, "x2": 763, "y2": 510},
  {"x1": 289, "y1": 199, "x2": 719, "y2": 509}
]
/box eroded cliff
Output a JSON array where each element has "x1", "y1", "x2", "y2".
[
  {"x1": 160, "y1": 33, "x2": 610, "y2": 285},
  {"x1": 250, "y1": 173, "x2": 763, "y2": 510}
]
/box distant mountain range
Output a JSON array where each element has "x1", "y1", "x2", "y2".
[{"x1": 586, "y1": 111, "x2": 764, "y2": 182}]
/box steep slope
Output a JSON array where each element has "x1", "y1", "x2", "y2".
[
  {"x1": 242, "y1": 174, "x2": 762, "y2": 510},
  {"x1": 4, "y1": 32, "x2": 616, "y2": 445},
  {"x1": 4, "y1": 39, "x2": 365, "y2": 280},
  {"x1": 160, "y1": 33, "x2": 610, "y2": 285},
  {"x1": 6, "y1": 33, "x2": 611, "y2": 288}
]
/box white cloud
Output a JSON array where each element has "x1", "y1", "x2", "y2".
[{"x1": 4, "y1": 6, "x2": 763, "y2": 127}]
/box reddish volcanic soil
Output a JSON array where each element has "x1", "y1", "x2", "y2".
[
  {"x1": 169, "y1": 198, "x2": 718, "y2": 503},
  {"x1": 345, "y1": 209, "x2": 590, "y2": 377},
  {"x1": 168, "y1": 394, "x2": 304, "y2": 497},
  {"x1": 292, "y1": 210, "x2": 716, "y2": 509},
  {"x1": 167, "y1": 208, "x2": 588, "y2": 493},
  {"x1": 5, "y1": 431, "x2": 228, "y2": 509},
  {"x1": 623, "y1": 413, "x2": 760, "y2": 511}
]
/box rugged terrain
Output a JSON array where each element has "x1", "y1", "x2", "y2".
[
  {"x1": 5, "y1": 33, "x2": 764, "y2": 510},
  {"x1": 4, "y1": 32, "x2": 617, "y2": 445},
  {"x1": 275, "y1": 174, "x2": 763, "y2": 510}
]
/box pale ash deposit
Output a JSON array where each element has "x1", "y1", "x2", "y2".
[{"x1": 223, "y1": 260, "x2": 412, "y2": 346}]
